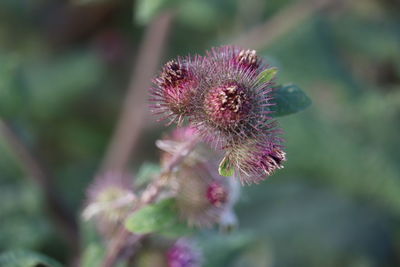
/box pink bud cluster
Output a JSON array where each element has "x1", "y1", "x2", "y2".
[{"x1": 150, "y1": 45, "x2": 286, "y2": 184}]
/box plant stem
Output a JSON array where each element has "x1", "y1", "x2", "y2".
[
  {"x1": 100, "y1": 11, "x2": 174, "y2": 174},
  {"x1": 102, "y1": 136, "x2": 200, "y2": 267}
]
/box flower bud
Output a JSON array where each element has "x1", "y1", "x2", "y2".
[
  {"x1": 150, "y1": 57, "x2": 203, "y2": 125},
  {"x1": 167, "y1": 239, "x2": 202, "y2": 267},
  {"x1": 227, "y1": 138, "x2": 286, "y2": 184}
]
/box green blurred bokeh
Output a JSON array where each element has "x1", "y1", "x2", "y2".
[{"x1": 1, "y1": 0, "x2": 400, "y2": 266}]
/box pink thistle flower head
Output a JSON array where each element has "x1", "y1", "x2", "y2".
[
  {"x1": 150, "y1": 57, "x2": 203, "y2": 125},
  {"x1": 203, "y1": 82, "x2": 252, "y2": 128},
  {"x1": 192, "y1": 46, "x2": 277, "y2": 148},
  {"x1": 227, "y1": 138, "x2": 286, "y2": 184},
  {"x1": 167, "y1": 239, "x2": 202, "y2": 267}
]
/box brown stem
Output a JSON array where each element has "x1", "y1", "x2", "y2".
[
  {"x1": 99, "y1": 11, "x2": 175, "y2": 174},
  {"x1": 0, "y1": 119, "x2": 79, "y2": 256},
  {"x1": 102, "y1": 136, "x2": 200, "y2": 267}
]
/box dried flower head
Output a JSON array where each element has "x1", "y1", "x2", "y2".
[
  {"x1": 82, "y1": 172, "x2": 136, "y2": 238},
  {"x1": 227, "y1": 137, "x2": 286, "y2": 184},
  {"x1": 150, "y1": 57, "x2": 204, "y2": 125},
  {"x1": 191, "y1": 46, "x2": 278, "y2": 148},
  {"x1": 167, "y1": 239, "x2": 202, "y2": 267}
]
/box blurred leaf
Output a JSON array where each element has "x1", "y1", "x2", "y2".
[
  {"x1": 218, "y1": 155, "x2": 234, "y2": 177},
  {"x1": 135, "y1": 162, "x2": 161, "y2": 188},
  {"x1": 125, "y1": 198, "x2": 191, "y2": 235},
  {"x1": 24, "y1": 52, "x2": 104, "y2": 119},
  {"x1": 0, "y1": 250, "x2": 62, "y2": 267},
  {"x1": 0, "y1": 53, "x2": 24, "y2": 117},
  {"x1": 271, "y1": 84, "x2": 311, "y2": 117},
  {"x1": 178, "y1": 0, "x2": 219, "y2": 30},
  {"x1": 71, "y1": 0, "x2": 111, "y2": 5},
  {"x1": 198, "y1": 232, "x2": 254, "y2": 267},
  {"x1": 257, "y1": 67, "x2": 278, "y2": 84},
  {"x1": 81, "y1": 243, "x2": 104, "y2": 267}
]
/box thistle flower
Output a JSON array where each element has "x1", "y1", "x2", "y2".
[
  {"x1": 191, "y1": 46, "x2": 278, "y2": 148},
  {"x1": 157, "y1": 127, "x2": 239, "y2": 227},
  {"x1": 82, "y1": 172, "x2": 136, "y2": 238},
  {"x1": 167, "y1": 239, "x2": 202, "y2": 267},
  {"x1": 226, "y1": 137, "x2": 286, "y2": 184},
  {"x1": 150, "y1": 57, "x2": 204, "y2": 125},
  {"x1": 174, "y1": 162, "x2": 232, "y2": 226}
]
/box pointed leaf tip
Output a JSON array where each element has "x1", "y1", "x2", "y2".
[
  {"x1": 219, "y1": 156, "x2": 235, "y2": 177},
  {"x1": 257, "y1": 67, "x2": 278, "y2": 84}
]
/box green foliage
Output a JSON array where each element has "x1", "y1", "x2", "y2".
[
  {"x1": 270, "y1": 84, "x2": 311, "y2": 117},
  {"x1": 125, "y1": 198, "x2": 192, "y2": 236},
  {"x1": 81, "y1": 243, "x2": 104, "y2": 267},
  {"x1": 218, "y1": 155, "x2": 234, "y2": 177},
  {"x1": 24, "y1": 52, "x2": 105, "y2": 119},
  {"x1": 0, "y1": 250, "x2": 62, "y2": 267},
  {"x1": 257, "y1": 67, "x2": 278, "y2": 84}
]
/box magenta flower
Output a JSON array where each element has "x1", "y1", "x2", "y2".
[
  {"x1": 150, "y1": 45, "x2": 286, "y2": 184},
  {"x1": 191, "y1": 46, "x2": 278, "y2": 148},
  {"x1": 167, "y1": 239, "x2": 202, "y2": 267},
  {"x1": 150, "y1": 57, "x2": 204, "y2": 125}
]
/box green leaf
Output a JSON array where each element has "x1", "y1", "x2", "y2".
[
  {"x1": 0, "y1": 250, "x2": 62, "y2": 267},
  {"x1": 81, "y1": 243, "x2": 104, "y2": 267},
  {"x1": 271, "y1": 84, "x2": 311, "y2": 117},
  {"x1": 257, "y1": 67, "x2": 278, "y2": 84},
  {"x1": 125, "y1": 198, "x2": 191, "y2": 235},
  {"x1": 218, "y1": 155, "x2": 234, "y2": 177}
]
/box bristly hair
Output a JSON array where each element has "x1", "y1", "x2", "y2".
[
  {"x1": 190, "y1": 45, "x2": 279, "y2": 149},
  {"x1": 226, "y1": 136, "x2": 286, "y2": 185},
  {"x1": 149, "y1": 55, "x2": 206, "y2": 126}
]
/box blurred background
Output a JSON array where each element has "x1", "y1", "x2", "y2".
[{"x1": 1, "y1": 0, "x2": 400, "y2": 266}]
